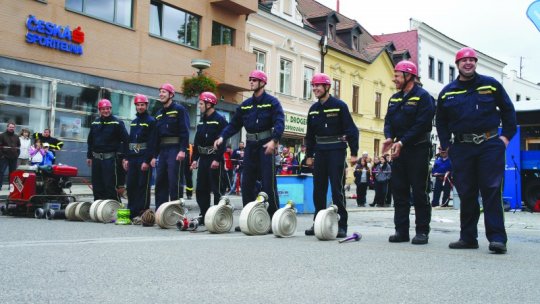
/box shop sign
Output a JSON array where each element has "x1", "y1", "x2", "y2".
[
  {"x1": 25, "y1": 15, "x2": 84, "y2": 55},
  {"x1": 285, "y1": 112, "x2": 307, "y2": 134}
]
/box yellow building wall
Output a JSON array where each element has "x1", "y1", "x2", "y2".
[{"x1": 324, "y1": 49, "x2": 396, "y2": 158}]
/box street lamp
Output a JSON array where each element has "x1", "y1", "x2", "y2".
[{"x1": 191, "y1": 59, "x2": 211, "y2": 76}]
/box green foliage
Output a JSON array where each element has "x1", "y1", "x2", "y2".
[{"x1": 182, "y1": 74, "x2": 218, "y2": 98}]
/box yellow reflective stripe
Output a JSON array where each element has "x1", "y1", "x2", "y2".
[
  {"x1": 441, "y1": 90, "x2": 467, "y2": 100},
  {"x1": 156, "y1": 114, "x2": 163, "y2": 119},
  {"x1": 409, "y1": 97, "x2": 420, "y2": 101},
  {"x1": 257, "y1": 104, "x2": 272, "y2": 108},
  {"x1": 104, "y1": 121, "x2": 119, "y2": 125},
  {"x1": 130, "y1": 123, "x2": 137, "y2": 126},
  {"x1": 139, "y1": 123, "x2": 149, "y2": 127},
  {"x1": 477, "y1": 86, "x2": 496, "y2": 92},
  {"x1": 390, "y1": 98, "x2": 402, "y2": 102},
  {"x1": 309, "y1": 111, "x2": 319, "y2": 115},
  {"x1": 206, "y1": 121, "x2": 219, "y2": 125},
  {"x1": 241, "y1": 105, "x2": 253, "y2": 110},
  {"x1": 92, "y1": 121, "x2": 101, "y2": 125},
  {"x1": 166, "y1": 110, "x2": 178, "y2": 115},
  {"x1": 323, "y1": 108, "x2": 340, "y2": 113}
]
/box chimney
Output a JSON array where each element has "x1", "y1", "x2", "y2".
[{"x1": 336, "y1": 0, "x2": 340, "y2": 13}]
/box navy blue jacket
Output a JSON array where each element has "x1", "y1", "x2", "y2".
[
  {"x1": 221, "y1": 91, "x2": 284, "y2": 142},
  {"x1": 305, "y1": 95, "x2": 359, "y2": 158},
  {"x1": 127, "y1": 111, "x2": 156, "y2": 163},
  {"x1": 384, "y1": 84, "x2": 435, "y2": 146},
  {"x1": 193, "y1": 111, "x2": 228, "y2": 163},
  {"x1": 436, "y1": 73, "x2": 516, "y2": 149},
  {"x1": 154, "y1": 102, "x2": 190, "y2": 155},
  {"x1": 87, "y1": 115, "x2": 129, "y2": 158}
]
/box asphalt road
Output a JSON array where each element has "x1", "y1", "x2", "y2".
[{"x1": 1, "y1": 188, "x2": 539, "y2": 304}]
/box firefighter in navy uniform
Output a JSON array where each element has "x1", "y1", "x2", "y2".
[
  {"x1": 303, "y1": 73, "x2": 359, "y2": 238},
  {"x1": 150, "y1": 83, "x2": 190, "y2": 211},
  {"x1": 191, "y1": 92, "x2": 228, "y2": 224},
  {"x1": 382, "y1": 60, "x2": 435, "y2": 245},
  {"x1": 86, "y1": 99, "x2": 129, "y2": 201},
  {"x1": 122, "y1": 94, "x2": 156, "y2": 219},
  {"x1": 214, "y1": 70, "x2": 284, "y2": 232},
  {"x1": 436, "y1": 47, "x2": 516, "y2": 254}
]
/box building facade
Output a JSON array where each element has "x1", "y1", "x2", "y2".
[{"x1": 0, "y1": 0, "x2": 257, "y2": 176}]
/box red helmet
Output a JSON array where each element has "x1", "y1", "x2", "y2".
[
  {"x1": 395, "y1": 60, "x2": 418, "y2": 77},
  {"x1": 455, "y1": 47, "x2": 478, "y2": 63},
  {"x1": 249, "y1": 70, "x2": 267, "y2": 84},
  {"x1": 311, "y1": 73, "x2": 331, "y2": 85},
  {"x1": 98, "y1": 99, "x2": 112, "y2": 109},
  {"x1": 159, "y1": 83, "x2": 175, "y2": 97},
  {"x1": 199, "y1": 92, "x2": 217, "y2": 105},
  {"x1": 133, "y1": 94, "x2": 148, "y2": 105}
]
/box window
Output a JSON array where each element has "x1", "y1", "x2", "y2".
[
  {"x1": 66, "y1": 0, "x2": 133, "y2": 27},
  {"x1": 303, "y1": 67, "x2": 314, "y2": 100},
  {"x1": 374, "y1": 138, "x2": 380, "y2": 157},
  {"x1": 212, "y1": 22, "x2": 234, "y2": 46},
  {"x1": 332, "y1": 79, "x2": 340, "y2": 99},
  {"x1": 254, "y1": 49, "x2": 266, "y2": 72},
  {"x1": 279, "y1": 58, "x2": 292, "y2": 95},
  {"x1": 428, "y1": 56, "x2": 434, "y2": 80},
  {"x1": 56, "y1": 83, "x2": 99, "y2": 113},
  {"x1": 149, "y1": 1, "x2": 200, "y2": 47},
  {"x1": 437, "y1": 61, "x2": 444, "y2": 83},
  {"x1": 375, "y1": 92, "x2": 382, "y2": 118},
  {"x1": 449, "y1": 66, "x2": 455, "y2": 82},
  {"x1": 516, "y1": 94, "x2": 521, "y2": 101},
  {"x1": 0, "y1": 73, "x2": 49, "y2": 107},
  {"x1": 328, "y1": 23, "x2": 335, "y2": 40},
  {"x1": 352, "y1": 35, "x2": 359, "y2": 50},
  {"x1": 352, "y1": 85, "x2": 359, "y2": 113}
]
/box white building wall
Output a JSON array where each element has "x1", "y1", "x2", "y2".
[{"x1": 503, "y1": 71, "x2": 540, "y2": 102}]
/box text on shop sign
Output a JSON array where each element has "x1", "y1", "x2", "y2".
[
  {"x1": 285, "y1": 112, "x2": 307, "y2": 134},
  {"x1": 25, "y1": 15, "x2": 84, "y2": 55}
]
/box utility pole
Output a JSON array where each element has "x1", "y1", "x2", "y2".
[{"x1": 520, "y1": 56, "x2": 523, "y2": 79}]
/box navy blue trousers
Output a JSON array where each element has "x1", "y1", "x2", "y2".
[
  {"x1": 155, "y1": 146, "x2": 183, "y2": 210},
  {"x1": 312, "y1": 149, "x2": 347, "y2": 229},
  {"x1": 195, "y1": 156, "x2": 224, "y2": 218},
  {"x1": 391, "y1": 143, "x2": 431, "y2": 236},
  {"x1": 450, "y1": 137, "x2": 507, "y2": 244},
  {"x1": 91, "y1": 157, "x2": 120, "y2": 201},
  {"x1": 241, "y1": 141, "x2": 279, "y2": 217},
  {"x1": 127, "y1": 155, "x2": 152, "y2": 218}
]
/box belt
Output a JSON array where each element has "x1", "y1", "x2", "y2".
[
  {"x1": 455, "y1": 128, "x2": 498, "y2": 144},
  {"x1": 411, "y1": 132, "x2": 431, "y2": 146},
  {"x1": 316, "y1": 135, "x2": 345, "y2": 144},
  {"x1": 92, "y1": 152, "x2": 117, "y2": 160},
  {"x1": 246, "y1": 130, "x2": 272, "y2": 141},
  {"x1": 198, "y1": 146, "x2": 216, "y2": 155},
  {"x1": 129, "y1": 143, "x2": 147, "y2": 151},
  {"x1": 160, "y1": 137, "x2": 180, "y2": 144}
]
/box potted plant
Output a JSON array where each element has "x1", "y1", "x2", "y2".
[{"x1": 182, "y1": 74, "x2": 218, "y2": 98}]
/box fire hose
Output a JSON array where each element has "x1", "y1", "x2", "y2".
[
  {"x1": 271, "y1": 201, "x2": 297, "y2": 238},
  {"x1": 239, "y1": 192, "x2": 271, "y2": 235},
  {"x1": 155, "y1": 200, "x2": 185, "y2": 229},
  {"x1": 205, "y1": 196, "x2": 234, "y2": 233},
  {"x1": 314, "y1": 204, "x2": 340, "y2": 240}
]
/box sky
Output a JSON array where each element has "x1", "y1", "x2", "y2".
[{"x1": 316, "y1": 0, "x2": 540, "y2": 84}]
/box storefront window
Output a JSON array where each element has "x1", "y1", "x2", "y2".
[
  {"x1": 0, "y1": 103, "x2": 49, "y2": 134},
  {"x1": 56, "y1": 83, "x2": 99, "y2": 112},
  {"x1": 54, "y1": 112, "x2": 93, "y2": 140},
  {"x1": 0, "y1": 73, "x2": 50, "y2": 107},
  {"x1": 65, "y1": 0, "x2": 133, "y2": 27}
]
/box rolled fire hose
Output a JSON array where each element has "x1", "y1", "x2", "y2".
[
  {"x1": 46, "y1": 209, "x2": 66, "y2": 220},
  {"x1": 205, "y1": 196, "x2": 234, "y2": 233},
  {"x1": 272, "y1": 201, "x2": 297, "y2": 238},
  {"x1": 155, "y1": 200, "x2": 185, "y2": 229},
  {"x1": 89, "y1": 200, "x2": 104, "y2": 222},
  {"x1": 34, "y1": 208, "x2": 45, "y2": 219},
  {"x1": 65, "y1": 202, "x2": 81, "y2": 221},
  {"x1": 74, "y1": 201, "x2": 92, "y2": 221},
  {"x1": 96, "y1": 199, "x2": 121, "y2": 223},
  {"x1": 314, "y1": 204, "x2": 340, "y2": 241},
  {"x1": 239, "y1": 192, "x2": 271, "y2": 235}
]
